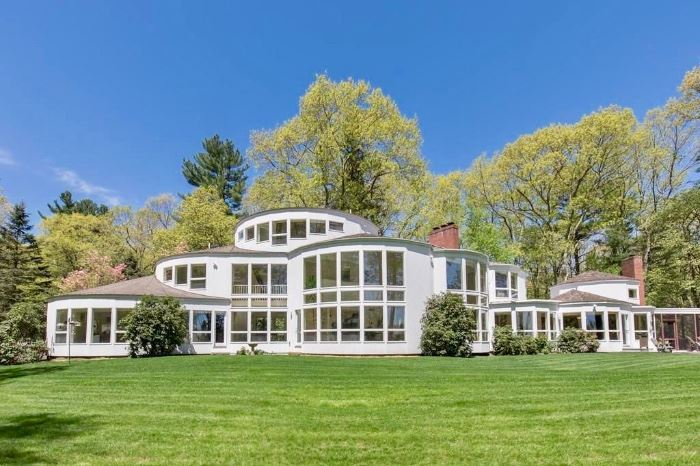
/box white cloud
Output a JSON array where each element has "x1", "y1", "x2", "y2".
[
  {"x1": 0, "y1": 148, "x2": 17, "y2": 166},
  {"x1": 53, "y1": 168, "x2": 122, "y2": 206}
]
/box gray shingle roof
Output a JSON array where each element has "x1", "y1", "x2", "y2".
[
  {"x1": 555, "y1": 289, "x2": 629, "y2": 305},
  {"x1": 55, "y1": 275, "x2": 222, "y2": 300},
  {"x1": 559, "y1": 270, "x2": 636, "y2": 285}
]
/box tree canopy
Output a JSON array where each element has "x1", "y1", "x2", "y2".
[{"x1": 40, "y1": 191, "x2": 109, "y2": 218}]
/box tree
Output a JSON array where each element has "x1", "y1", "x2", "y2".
[
  {"x1": 645, "y1": 187, "x2": 700, "y2": 307},
  {"x1": 182, "y1": 135, "x2": 248, "y2": 213},
  {"x1": 39, "y1": 212, "x2": 126, "y2": 279},
  {"x1": 0, "y1": 203, "x2": 52, "y2": 315},
  {"x1": 58, "y1": 250, "x2": 127, "y2": 293},
  {"x1": 40, "y1": 191, "x2": 109, "y2": 218},
  {"x1": 246, "y1": 74, "x2": 427, "y2": 233},
  {"x1": 420, "y1": 293, "x2": 476, "y2": 357},
  {"x1": 122, "y1": 295, "x2": 188, "y2": 357},
  {"x1": 152, "y1": 186, "x2": 237, "y2": 254}
]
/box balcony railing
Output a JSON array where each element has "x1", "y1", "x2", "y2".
[
  {"x1": 232, "y1": 285, "x2": 248, "y2": 295},
  {"x1": 231, "y1": 284, "x2": 288, "y2": 295},
  {"x1": 271, "y1": 284, "x2": 287, "y2": 295},
  {"x1": 251, "y1": 284, "x2": 267, "y2": 294}
]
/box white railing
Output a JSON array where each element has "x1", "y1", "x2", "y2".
[
  {"x1": 232, "y1": 284, "x2": 248, "y2": 295},
  {"x1": 251, "y1": 284, "x2": 268, "y2": 295},
  {"x1": 232, "y1": 284, "x2": 287, "y2": 296},
  {"x1": 271, "y1": 284, "x2": 287, "y2": 295}
]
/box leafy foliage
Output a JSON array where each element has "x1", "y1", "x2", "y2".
[
  {"x1": 182, "y1": 135, "x2": 248, "y2": 213},
  {"x1": 557, "y1": 328, "x2": 600, "y2": 353},
  {"x1": 420, "y1": 293, "x2": 476, "y2": 357},
  {"x1": 122, "y1": 295, "x2": 188, "y2": 358},
  {"x1": 40, "y1": 191, "x2": 109, "y2": 218},
  {"x1": 492, "y1": 326, "x2": 551, "y2": 355},
  {"x1": 58, "y1": 251, "x2": 127, "y2": 293},
  {"x1": 0, "y1": 301, "x2": 48, "y2": 365}
]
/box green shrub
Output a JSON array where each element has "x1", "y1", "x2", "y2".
[
  {"x1": 493, "y1": 326, "x2": 552, "y2": 355},
  {"x1": 420, "y1": 293, "x2": 476, "y2": 357},
  {"x1": 0, "y1": 302, "x2": 48, "y2": 365},
  {"x1": 557, "y1": 327, "x2": 600, "y2": 353},
  {"x1": 123, "y1": 295, "x2": 188, "y2": 358}
]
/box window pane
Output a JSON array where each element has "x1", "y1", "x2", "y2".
[
  {"x1": 271, "y1": 235, "x2": 287, "y2": 245},
  {"x1": 342, "y1": 331, "x2": 360, "y2": 342},
  {"x1": 495, "y1": 272, "x2": 508, "y2": 289},
  {"x1": 163, "y1": 267, "x2": 173, "y2": 281},
  {"x1": 304, "y1": 331, "x2": 317, "y2": 342},
  {"x1": 271, "y1": 312, "x2": 287, "y2": 331},
  {"x1": 387, "y1": 290, "x2": 404, "y2": 301},
  {"x1": 537, "y1": 312, "x2": 547, "y2": 331},
  {"x1": 192, "y1": 333, "x2": 211, "y2": 342},
  {"x1": 386, "y1": 251, "x2": 404, "y2": 286},
  {"x1": 364, "y1": 290, "x2": 383, "y2": 301},
  {"x1": 320, "y1": 331, "x2": 337, "y2": 342},
  {"x1": 388, "y1": 331, "x2": 405, "y2": 341},
  {"x1": 479, "y1": 264, "x2": 486, "y2": 292},
  {"x1": 250, "y1": 333, "x2": 267, "y2": 342},
  {"x1": 69, "y1": 309, "x2": 88, "y2": 343},
  {"x1": 495, "y1": 313, "x2": 511, "y2": 327},
  {"x1": 563, "y1": 314, "x2": 582, "y2": 329},
  {"x1": 310, "y1": 220, "x2": 326, "y2": 234},
  {"x1": 91, "y1": 308, "x2": 112, "y2": 343},
  {"x1": 304, "y1": 256, "x2": 317, "y2": 289},
  {"x1": 340, "y1": 252, "x2": 359, "y2": 286},
  {"x1": 290, "y1": 220, "x2": 306, "y2": 239},
  {"x1": 304, "y1": 309, "x2": 317, "y2": 330},
  {"x1": 364, "y1": 306, "x2": 383, "y2": 329},
  {"x1": 465, "y1": 261, "x2": 477, "y2": 291},
  {"x1": 190, "y1": 279, "x2": 206, "y2": 289},
  {"x1": 634, "y1": 313, "x2": 647, "y2": 330},
  {"x1": 232, "y1": 264, "x2": 248, "y2": 294},
  {"x1": 231, "y1": 312, "x2": 248, "y2": 332},
  {"x1": 341, "y1": 306, "x2": 360, "y2": 329},
  {"x1": 585, "y1": 312, "x2": 604, "y2": 331},
  {"x1": 304, "y1": 293, "x2": 317, "y2": 304},
  {"x1": 320, "y1": 307, "x2": 337, "y2": 329},
  {"x1": 271, "y1": 264, "x2": 287, "y2": 289},
  {"x1": 231, "y1": 333, "x2": 248, "y2": 342},
  {"x1": 56, "y1": 309, "x2": 68, "y2": 331},
  {"x1": 251, "y1": 311, "x2": 268, "y2": 331},
  {"x1": 320, "y1": 291, "x2": 336, "y2": 303},
  {"x1": 251, "y1": 264, "x2": 267, "y2": 292},
  {"x1": 257, "y1": 223, "x2": 269, "y2": 242},
  {"x1": 387, "y1": 306, "x2": 405, "y2": 329},
  {"x1": 364, "y1": 331, "x2": 383, "y2": 342},
  {"x1": 329, "y1": 221, "x2": 343, "y2": 232},
  {"x1": 193, "y1": 311, "x2": 211, "y2": 332},
  {"x1": 446, "y1": 259, "x2": 462, "y2": 290},
  {"x1": 320, "y1": 253, "x2": 337, "y2": 288},
  {"x1": 175, "y1": 265, "x2": 188, "y2": 285},
  {"x1": 510, "y1": 273, "x2": 518, "y2": 289},
  {"x1": 516, "y1": 311, "x2": 532, "y2": 332},
  {"x1": 364, "y1": 251, "x2": 383, "y2": 286},
  {"x1": 245, "y1": 226, "x2": 254, "y2": 240},
  {"x1": 341, "y1": 290, "x2": 360, "y2": 301},
  {"x1": 273, "y1": 220, "x2": 287, "y2": 234},
  {"x1": 608, "y1": 313, "x2": 619, "y2": 330}
]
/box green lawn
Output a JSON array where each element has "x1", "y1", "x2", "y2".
[{"x1": 1, "y1": 354, "x2": 699, "y2": 465}]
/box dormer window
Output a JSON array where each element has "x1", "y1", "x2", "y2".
[
  {"x1": 310, "y1": 220, "x2": 326, "y2": 234},
  {"x1": 329, "y1": 221, "x2": 344, "y2": 232},
  {"x1": 257, "y1": 223, "x2": 269, "y2": 242},
  {"x1": 290, "y1": 220, "x2": 307, "y2": 239},
  {"x1": 628, "y1": 288, "x2": 638, "y2": 299},
  {"x1": 272, "y1": 221, "x2": 287, "y2": 245},
  {"x1": 245, "y1": 226, "x2": 254, "y2": 241},
  {"x1": 190, "y1": 264, "x2": 206, "y2": 289}
]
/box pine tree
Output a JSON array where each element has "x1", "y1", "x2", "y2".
[
  {"x1": 39, "y1": 191, "x2": 109, "y2": 218},
  {"x1": 182, "y1": 135, "x2": 248, "y2": 213},
  {"x1": 0, "y1": 203, "x2": 52, "y2": 315}
]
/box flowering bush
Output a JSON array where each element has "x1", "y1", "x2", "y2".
[{"x1": 59, "y1": 250, "x2": 127, "y2": 293}]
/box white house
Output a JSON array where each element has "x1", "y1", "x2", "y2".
[{"x1": 46, "y1": 208, "x2": 700, "y2": 356}]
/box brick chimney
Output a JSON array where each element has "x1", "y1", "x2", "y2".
[
  {"x1": 621, "y1": 255, "x2": 645, "y2": 305},
  {"x1": 427, "y1": 223, "x2": 460, "y2": 249}
]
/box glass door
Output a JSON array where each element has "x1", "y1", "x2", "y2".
[{"x1": 214, "y1": 311, "x2": 226, "y2": 345}]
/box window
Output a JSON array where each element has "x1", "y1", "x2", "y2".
[
  {"x1": 55, "y1": 309, "x2": 68, "y2": 343},
  {"x1": 257, "y1": 223, "x2": 269, "y2": 242},
  {"x1": 304, "y1": 256, "x2": 317, "y2": 289},
  {"x1": 364, "y1": 251, "x2": 383, "y2": 286},
  {"x1": 628, "y1": 288, "x2": 638, "y2": 299},
  {"x1": 251, "y1": 297, "x2": 267, "y2": 308},
  {"x1": 387, "y1": 290, "x2": 404, "y2": 301},
  {"x1": 494, "y1": 312, "x2": 511, "y2": 328},
  {"x1": 510, "y1": 273, "x2": 518, "y2": 299},
  {"x1": 192, "y1": 311, "x2": 212, "y2": 342},
  {"x1": 479, "y1": 264, "x2": 486, "y2": 293},
  {"x1": 232, "y1": 264, "x2": 248, "y2": 294},
  {"x1": 516, "y1": 311, "x2": 532, "y2": 335},
  {"x1": 231, "y1": 311, "x2": 248, "y2": 342},
  {"x1": 537, "y1": 311, "x2": 548, "y2": 338},
  {"x1": 271, "y1": 264, "x2": 287, "y2": 294},
  {"x1": 163, "y1": 267, "x2": 173, "y2": 282},
  {"x1": 320, "y1": 253, "x2": 337, "y2": 288},
  {"x1": 175, "y1": 265, "x2": 188, "y2": 285},
  {"x1": 290, "y1": 220, "x2": 307, "y2": 239},
  {"x1": 91, "y1": 308, "x2": 112, "y2": 343},
  {"x1": 387, "y1": 305, "x2": 405, "y2": 341},
  {"x1": 585, "y1": 312, "x2": 605, "y2": 340},
  {"x1": 563, "y1": 313, "x2": 582, "y2": 330},
  {"x1": 320, "y1": 307, "x2": 338, "y2": 341},
  {"x1": 115, "y1": 309, "x2": 132, "y2": 343},
  {"x1": 341, "y1": 306, "x2": 360, "y2": 341},
  {"x1": 479, "y1": 310, "x2": 488, "y2": 341},
  {"x1": 70, "y1": 309, "x2": 88, "y2": 343},
  {"x1": 250, "y1": 311, "x2": 268, "y2": 342},
  {"x1": 329, "y1": 221, "x2": 344, "y2": 232},
  {"x1": 310, "y1": 220, "x2": 326, "y2": 234},
  {"x1": 364, "y1": 306, "x2": 383, "y2": 341},
  {"x1": 245, "y1": 226, "x2": 254, "y2": 241},
  {"x1": 387, "y1": 251, "x2": 404, "y2": 286},
  {"x1": 608, "y1": 312, "x2": 620, "y2": 340},
  {"x1": 465, "y1": 261, "x2": 477, "y2": 291},
  {"x1": 446, "y1": 259, "x2": 462, "y2": 290},
  {"x1": 304, "y1": 308, "x2": 317, "y2": 342},
  {"x1": 190, "y1": 264, "x2": 206, "y2": 289},
  {"x1": 466, "y1": 294, "x2": 478, "y2": 306},
  {"x1": 270, "y1": 312, "x2": 287, "y2": 342},
  {"x1": 237, "y1": 230, "x2": 244, "y2": 241},
  {"x1": 272, "y1": 221, "x2": 287, "y2": 245},
  {"x1": 495, "y1": 272, "x2": 508, "y2": 297},
  {"x1": 340, "y1": 251, "x2": 359, "y2": 286},
  {"x1": 320, "y1": 291, "x2": 337, "y2": 303},
  {"x1": 364, "y1": 290, "x2": 383, "y2": 301},
  {"x1": 634, "y1": 313, "x2": 648, "y2": 340},
  {"x1": 304, "y1": 293, "x2": 317, "y2": 304},
  {"x1": 341, "y1": 290, "x2": 360, "y2": 301},
  {"x1": 251, "y1": 264, "x2": 268, "y2": 294}
]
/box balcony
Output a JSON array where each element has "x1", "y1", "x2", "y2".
[{"x1": 232, "y1": 284, "x2": 287, "y2": 295}]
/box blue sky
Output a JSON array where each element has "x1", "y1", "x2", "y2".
[{"x1": 1, "y1": 1, "x2": 699, "y2": 224}]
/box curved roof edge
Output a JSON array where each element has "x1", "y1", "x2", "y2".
[{"x1": 235, "y1": 207, "x2": 380, "y2": 233}]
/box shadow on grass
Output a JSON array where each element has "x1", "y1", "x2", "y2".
[
  {"x1": 0, "y1": 413, "x2": 97, "y2": 464},
  {"x1": 0, "y1": 364, "x2": 67, "y2": 384}
]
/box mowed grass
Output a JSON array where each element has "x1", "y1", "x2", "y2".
[{"x1": 1, "y1": 354, "x2": 699, "y2": 465}]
